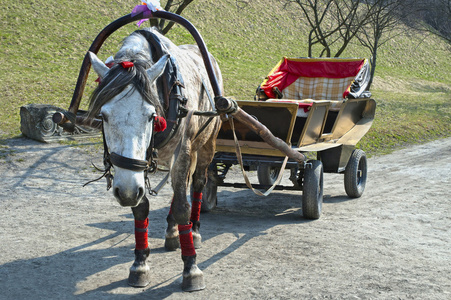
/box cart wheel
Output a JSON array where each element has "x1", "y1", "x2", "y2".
[
  {"x1": 344, "y1": 149, "x2": 367, "y2": 198},
  {"x1": 302, "y1": 160, "x2": 323, "y2": 220},
  {"x1": 257, "y1": 165, "x2": 282, "y2": 186},
  {"x1": 201, "y1": 169, "x2": 218, "y2": 212}
]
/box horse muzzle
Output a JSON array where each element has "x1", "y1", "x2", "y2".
[
  {"x1": 113, "y1": 182, "x2": 145, "y2": 207},
  {"x1": 112, "y1": 168, "x2": 146, "y2": 207},
  {"x1": 109, "y1": 152, "x2": 150, "y2": 207}
]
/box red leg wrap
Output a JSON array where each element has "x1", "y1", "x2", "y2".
[
  {"x1": 193, "y1": 192, "x2": 202, "y2": 200},
  {"x1": 191, "y1": 192, "x2": 202, "y2": 222},
  {"x1": 178, "y1": 223, "x2": 196, "y2": 257},
  {"x1": 135, "y1": 218, "x2": 149, "y2": 250}
]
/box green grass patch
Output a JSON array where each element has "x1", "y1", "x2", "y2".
[
  {"x1": 1, "y1": 0, "x2": 450, "y2": 156},
  {"x1": 358, "y1": 78, "x2": 451, "y2": 155}
]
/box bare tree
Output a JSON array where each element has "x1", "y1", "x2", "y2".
[
  {"x1": 357, "y1": 0, "x2": 413, "y2": 90},
  {"x1": 283, "y1": 0, "x2": 372, "y2": 57},
  {"x1": 149, "y1": 0, "x2": 195, "y2": 35},
  {"x1": 417, "y1": 0, "x2": 451, "y2": 43},
  {"x1": 282, "y1": 0, "x2": 427, "y2": 90}
]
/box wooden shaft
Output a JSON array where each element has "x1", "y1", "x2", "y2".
[{"x1": 231, "y1": 108, "x2": 306, "y2": 163}]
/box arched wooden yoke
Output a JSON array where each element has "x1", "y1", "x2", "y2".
[{"x1": 53, "y1": 10, "x2": 305, "y2": 163}]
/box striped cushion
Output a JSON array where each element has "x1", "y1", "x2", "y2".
[{"x1": 282, "y1": 76, "x2": 355, "y2": 100}]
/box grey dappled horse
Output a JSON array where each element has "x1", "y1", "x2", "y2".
[{"x1": 87, "y1": 27, "x2": 222, "y2": 291}]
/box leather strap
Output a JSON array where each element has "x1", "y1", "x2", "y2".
[
  {"x1": 229, "y1": 117, "x2": 288, "y2": 196},
  {"x1": 148, "y1": 110, "x2": 194, "y2": 195},
  {"x1": 110, "y1": 152, "x2": 149, "y2": 171}
]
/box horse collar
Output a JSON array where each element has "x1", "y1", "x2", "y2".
[{"x1": 135, "y1": 29, "x2": 187, "y2": 150}]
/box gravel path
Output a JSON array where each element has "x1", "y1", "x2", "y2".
[{"x1": 0, "y1": 137, "x2": 450, "y2": 299}]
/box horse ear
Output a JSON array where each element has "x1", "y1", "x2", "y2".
[
  {"x1": 146, "y1": 54, "x2": 170, "y2": 82},
  {"x1": 88, "y1": 51, "x2": 110, "y2": 79}
]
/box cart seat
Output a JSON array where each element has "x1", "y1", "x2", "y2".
[
  {"x1": 282, "y1": 76, "x2": 355, "y2": 100},
  {"x1": 256, "y1": 57, "x2": 371, "y2": 101},
  {"x1": 266, "y1": 99, "x2": 343, "y2": 117}
]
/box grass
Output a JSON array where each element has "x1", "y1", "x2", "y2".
[
  {"x1": 359, "y1": 78, "x2": 451, "y2": 155},
  {"x1": 1, "y1": 0, "x2": 450, "y2": 156}
]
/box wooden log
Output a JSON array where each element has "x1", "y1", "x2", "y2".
[{"x1": 231, "y1": 107, "x2": 306, "y2": 163}]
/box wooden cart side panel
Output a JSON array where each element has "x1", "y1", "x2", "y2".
[
  {"x1": 296, "y1": 101, "x2": 330, "y2": 147},
  {"x1": 331, "y1": 98, "x2": 374, "y2": 140},
  {"x1": 215, "y1": 142, "x2": 287, "y2": 157},
  {"x1": 319, "y1": 98, "x2": 376, "y2": 172},
  {"x1": 215, "y1": 100, "x2": 298, "y2": 156}
]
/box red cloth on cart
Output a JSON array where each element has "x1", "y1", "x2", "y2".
[{"x1": 261, "y1": 58, "x2": 365, "y2": 99}]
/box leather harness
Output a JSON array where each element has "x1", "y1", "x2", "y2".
[{"x1": 136, "y1": 29, "x2": 188, "y2": 150}]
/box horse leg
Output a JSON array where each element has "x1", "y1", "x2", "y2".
[
  {"x1": 128, "y1": 195, "x2": 152, "y2": 287},
  {"x1": 164, "y1": 198, "x2": 180, "y2": 251},
  {"x1": 190, "y1": 190, "x2": 202, "y2": 249},
  {"x1": 164, "y1": 149, "x2": 205, "y2": 250},
  {"x1": 190, "y1": 141, "x2": 216, "y2": 249},
  {"x1": 172, "y1": 146, "x2": 205, "y2": 291}
]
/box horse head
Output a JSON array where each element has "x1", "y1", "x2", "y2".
[{"x1": 88, "y1": 51, "x2": 170, "y2": 207}]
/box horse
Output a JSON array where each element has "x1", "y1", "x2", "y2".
[{"x1": 87, "y1": 27, "x2": 222, "y2": 291}]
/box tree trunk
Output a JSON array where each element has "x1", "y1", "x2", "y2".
[{"x1": 367, "y1": 39, "x2": 379, "y2": 91}]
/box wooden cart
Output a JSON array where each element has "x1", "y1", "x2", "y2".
[{"x1": 202, "y1": 58, "x2": 376, "y2": 219}]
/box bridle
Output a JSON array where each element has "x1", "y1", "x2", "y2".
[
  {"x1": 84, "y1": 114, "x2": 158, "y2": 193},
  {"x1": 101, "y1": 115, "x2": 159, "y2": 192},
  {"x1": 85, "y1": 107, "x2": 199, "y2": 196}
]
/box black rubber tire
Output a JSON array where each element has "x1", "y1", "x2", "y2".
[
  {"x1": 257, "y1": 165, "x2": 282, "y2": 186},
  {"x1": 302, "y1": 160, "x2": 324, "y2": 220},
  {"x1": 201, "y1": 170, "x2": 218, "y2": 212},
  {"x1": 344, "y1": 149, "x2": 367, "y2": 198}
]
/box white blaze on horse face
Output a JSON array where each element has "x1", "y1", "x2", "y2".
[
  {"x1": 101, "y1": 86, "x2": 156, "y2": 207},
  {"x1": 90, "y1": 53, "x2": 170, "y2": 206}
]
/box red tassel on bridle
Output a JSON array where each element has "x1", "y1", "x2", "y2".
[
  {"x1": 95, "y1": 59, "x2": 133, "y2": 84},
  {"x1": 154, "y1": 116, "x2": 167, "y2": 132},
  {"x1": 96, "y1": 61, "x2": 134, "y2": 83}
]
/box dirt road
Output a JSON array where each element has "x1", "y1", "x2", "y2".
[{"x1": 0, "y1": 137, "x2": 450, "y2": 299}]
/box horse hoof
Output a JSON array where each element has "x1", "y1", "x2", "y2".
[
  {"x1": 182, "y1": 265, "x2": 205, "y2": 292},
  {"x1": 164, "y1": 236, "x2": 180, "y2": 251},
  {"x1": 128, "y1": 263, "x2": 151, "y2": 287},
  {"x1": 192, "y1": 231, "x2": 202, "y2": 249}
]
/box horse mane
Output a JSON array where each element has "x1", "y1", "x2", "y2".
[{"x1": 87, "y1": 30, "x2": 164, "y2": 120}]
